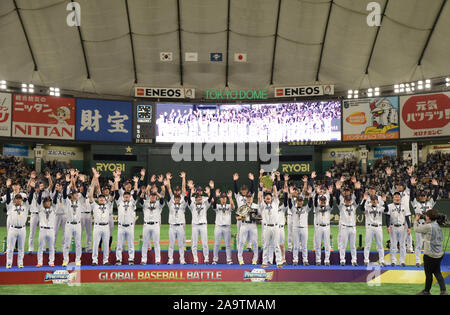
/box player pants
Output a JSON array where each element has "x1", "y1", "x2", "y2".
[
  {"x1": 293, "y1": 226, "x2": 308, "y2": 263},
  {"x1": 339, "y1": 225, "x2": 356, "y2": 264},
  {"x1": 237, "y1": 222, "x2": 258, "y2": 263},
  {"x1": 141, "y1": 223, "x2": 160, "y2": 264},
  {"x1": 389, "y1": 225, "x2": 407, "y2": 265},
  {"x1": 63, "y1": 222, "x2": 82, "y2": 264},
  {"x1": 236, "y1": 220, "x2": 241, "y2": 246},
  {"x1": 415, "y1": 226, "x2": 424, "y2": 264},
  {"x1": 6, "y1": 226, "x2": 26, "y2": 266},
  {"x1": 314, "y1": 224, "x2": 331, "y2": 264},
  {"x1": 364, "y1": 225, "x2": 384, "y2": 264},
  {"x1": 37, "y1": 227, "x2": 55, "y2": 266},
  {"x1": 168, "y1": 224, "x2": 185, "y2": 264},
  {"x1": 267, "y1": 225, "x2": 286, "y2": 264},
  {"x1": 405, "y1": 224, "x2": 413, "y2": 250},
  {"x1": 92, "y1": 224, "x2": 110, "y2": 264},
  {"x1": 287, "y1": 215, "x2": 293, "y2": 250},
  {"x1": 28, "y1": 213, "x2": 39, "y2": 252},
  {"x1": 116, "y1": 223, "x2": 135, "y2": 263},
  {"x1": 213, "y1": 225, "x2": 232, "y2": 263},
  {"x1": 261, "y1": 224, "x2": 265, "y2": 248},
  {"x1": 80, "y1": 213, "x2": 92, "y2": 251},
  {"x1": 262, "y1": 225, "x2": 282, "y2": 265},
  {"x1": 192, "y1": 223, "x2": 209, "y2": 263},
  {"x1": 54, "y1": 213, "x2": 66, "y2": 249}
]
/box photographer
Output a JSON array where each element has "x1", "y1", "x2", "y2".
[{"x1": 414, "y1": 209, "x2": 448, "y2": 295}]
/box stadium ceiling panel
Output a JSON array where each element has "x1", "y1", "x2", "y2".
[{"x1": 0, "y1": 0, "x2": 448, "y2": 97}]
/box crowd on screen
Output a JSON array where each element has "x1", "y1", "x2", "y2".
[{"x1": 156, "y1": 102, "x2": 341, "y2": 143}]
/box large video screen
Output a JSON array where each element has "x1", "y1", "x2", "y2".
[{"x1": 156, "y1": 101, "x2": 341, "y2": 143}]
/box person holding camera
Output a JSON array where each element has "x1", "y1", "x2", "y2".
[{"x1": 414, "y1": 209, "x2": 448, "y2": 295}]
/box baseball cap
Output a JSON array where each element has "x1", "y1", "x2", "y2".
[
  {"x1": 319, "y1": 195, "x2": 327, "y2": 201},
  {"x1": 220, "y1": 192, "x2": 227, "y2": 198},
  {"x1": 344, "y1": 195, "x2": 352, "y2": 201},
  {"x1": 246, "y1": 192, "x2": 253, "y2": 198},
  {"x1": 419, "y1": 190, "x2": 426, "y2": 196},
  {"x1": 97, "y1": 194, "x2": 106, "y2": 199},
  {"x1": 173, "y1": 194, "x2": 182, "y2": 199},
  {"x1": 174, "y1": 186, "x2": 181, "y2": 191},
  {"x1": 42, "y1": 197, "x2": 51, "y2": 202},
  {"x1": 370, "y1": 195, "x2": 378, "y2": 201},
  {"x1": 14, "y1": 194, "x2": 23, "y2": 199},
  {"x1": 240, "y1": 184, "x2": 248, "y2": 190}
]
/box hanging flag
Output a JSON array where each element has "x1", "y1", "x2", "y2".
[
  {"x1": 234, "y1": 53, "x2": 247, "y2": 62},
  {"x1": 210, "y1": 52, "x2": 223, "y2": 62},
  {"x1": 160, "y1": 52, "x2": 173, "y2": 62},
  {"x1": 185, "y1": 52, "x2": 198, "y2": 62}
]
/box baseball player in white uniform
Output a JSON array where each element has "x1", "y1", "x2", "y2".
[
  {"x1": 386, "y1": 167, "x2": 413, "y2": 252},
  {"x1": 36, "y1": 192, "x2": 57, "y2": 267},
  {"x1": 139, "y1": 188, "x2": 165, "y2": 265},
  {"x1": 334, "y1": 182, "x2": 361, "y2": 266},
  {"x1": 188, "y1": 188, "x2": 213, "y2": 265},
  {"x1": 233, "y1": 173, "x2": 255, "y2": 249},
  {"x1": 165, "y1": 172, "x2": 187, "y2": 265},
  {"x1": 360, "y1": 193, "x2": 386, "y2": 266},
  {"x1": 259, "y1": 187, "x2": 283, "y2": 268},
  {"x1": 236, "y1": 192, "x2": 259, "y2": 265},
  {"x1": 385, "y1": 191, "x2": 411, "y2": 266},
  {"x1": 61, "y1": 179, "x2": 83, "y2": 266},
  {"x1": 89, "y1": 171, "x2": 111, "y2": 266},
  {"x1": 410, "y1": 178, "x2": 439, "y2": 267},
  {"x1": 212, "y1": 191, "x2": 235, "y2": 264},
  {"x1": 28, "y1": 172, "x2": 51, "y2": 252},
  {"x1": 114, "y1": 175, "x2": 138, "y2": 265},
  {"x1": 313, "y1": 186, "x2": 334, "y2": 266},
  {"x1": 288, "y1": 187, "x2": 312, "y2": 266},
  {"x1": 51, "y1": 175, "x2": 67, "y2": 250},
  {"x1": 5, "y1": 179, "x2": 34, "y2": 268},
  {"x1": 1, "y1": 181, "x2": 27, "y2": 234},
  {"x1": 76, "y1": 176, "x2": 92, "y2": 253}
]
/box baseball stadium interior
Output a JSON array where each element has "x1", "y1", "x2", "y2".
[{"x1": 0, "y1": 0, "x2": 449, "y2": 297}]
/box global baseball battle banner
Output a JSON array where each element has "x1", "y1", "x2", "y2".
[
  {"x1": 342, "y1": 97, "x2": 400, "y2": 141},
  {"x1": 76, "y1": 98, "x2": 133, "y2": 143},
  {"x1": 0, "y1": 92, "x2": 11, "y2": 137},
  {"x1": 12, "y1": 94, "x2": 76, "y2": 140},
  {"x1": 0, "y1": 267, "x2": 383, "y2": 285},
  {"x1": 399, "y1": 92, "x2": 450, "y2": 139}
]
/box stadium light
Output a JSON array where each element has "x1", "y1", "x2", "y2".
[
  {"x1": 0, "y1": 80, "x2": 6, "y2": 90},
  {"x1": 347, "y1": 90, "x2": 353, "y2": 99},
  {"x1": 425, "y1": 79, "x2": 431, "y2": 89},
  {"x1": 374, "y1": 87, "x2": 380, "y2": 96},
  {"x1": 417, "y1": 80, "x2": 423, "y2": 90},
  {"x1": 22, "y1": 83, "x2": 34, "y2": 93},
  {"x1": 394, "y1": 84, "x2": 399, "y2": 93},
  {"x1": 446, "y1": 77, "x2": 449, "y2": 87},
  {"x1": 49, "y1": 87, "x2": 60, "y2": 97}
]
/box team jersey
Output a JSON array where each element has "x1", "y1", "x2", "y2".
[{"x1": 213, "y1": 203, "x2": 233, "y2": 226}]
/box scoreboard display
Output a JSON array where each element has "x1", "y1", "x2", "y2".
[{"x1": 134, "y1": 102, "x2": 156, "y2": 144}]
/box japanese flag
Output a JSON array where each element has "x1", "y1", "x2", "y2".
[
  {"x1": 160, "y1": 52, "x2": 173, "y2": 62},
  {"x1": 185, "y1": 52, "x2": 198, "y2": 62},
  {"x1": 234, "y1": 53, "x2": 247, "y2": 62}
]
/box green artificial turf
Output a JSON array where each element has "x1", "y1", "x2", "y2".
[{"x1": 0, "y1": 281, "x2": 435, "y2": 295}]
